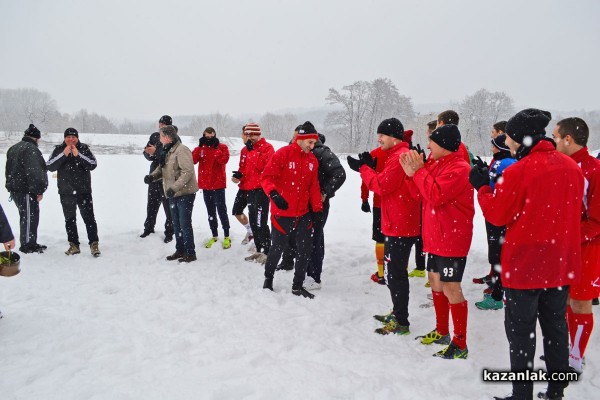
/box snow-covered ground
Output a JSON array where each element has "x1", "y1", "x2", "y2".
[{"x1": 0, "y1": 135, "x2": 597, "y2": 400}]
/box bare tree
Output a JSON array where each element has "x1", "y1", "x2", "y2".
[
  {"x1": 457, "y1": 89, "x2": 514, "y2": 156},
  {"x1": 324, "y1": 79, "x2": 415, "y2": 152}
]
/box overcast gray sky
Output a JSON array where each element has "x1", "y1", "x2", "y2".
[{"x1": 1, "y1": 0, "x2": 598, "y2": 120}]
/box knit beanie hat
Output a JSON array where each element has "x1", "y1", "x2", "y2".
[
  {"x1": 429, "y1": 124, "x2": 461, "y2": 152},
  {"x1": 318, "y1": 133, "x2": 326, "y2": 144},
  {"x1": 491, "y1": 134, "x2": 510, "y2": 153},
  {"x1": 64, "y1": 127, "x2": 79, "y2": 138},
  {"x1": 24, "y1": 124, "x2": 41, "y2": 139},
  {"x1": 243, "y1": 123, "x2": 262, "y2": 136},
  {"x1": 297, "y1": 121, "x2": 319, "y2": 140},
  {"x1": 377, "y1": 118, "x2": 404, "y2": 139},
  {"x1": 402, "y1": 129, "x2": 413, "y2": 144},
  {"x1": 505, "y1": 108, "x2": 552, "y2": 145},
  {"x1": 159, "y1": 115, "x2": 172, "y2": 125}
]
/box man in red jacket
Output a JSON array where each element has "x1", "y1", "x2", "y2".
[
  {"x1": 553, "y1": 117, "x2": 600, "y2": 374},
  {"x1": 238, "y1": 123, "x2": 275, "y2": 263},
  {"x1": 348, "y1": 118, "x2": 422, "y2": 335},
  {"x1": 261, "y1": 121, "x2": 323, "y2": 299},
  {"x1": 400, "y1": 124, "x2": 474, "y2": 360},
  {"x1": 192, "y1": 127, "x2": 231, "y2": 249},
  {"x1": 360, "y1": 144, "x2": 389, "y2": 285},
  {"x1": 471, "y1": 109, "x2": 583, "y2": 400}
]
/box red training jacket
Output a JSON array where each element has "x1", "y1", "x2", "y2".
[
  {"x1": 261, "y1": 142, "x2": 323, "y2": 217},
  {"x1": 477, "y1": 140, "x2": 583, "y2": 289},
  {"x1": 192, "y1": 143, "x2": 230, "y2": 190},
  {"x1": 360, "y1": 142, "x2": 421, "y2": 237},
  {"x1": 239, "y1": 138, "x2": 274, "y2": 190},
  {"x1": 571, "y1": 147, "x2": 600, "y2": 245},
  {"x1": 360, "y1": 146, "x2": 388, "y2": 208},
  {"x1": 412, "y1": 151, "x2": 474, "y2": 257}
]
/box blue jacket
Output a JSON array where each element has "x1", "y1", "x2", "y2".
[{"x1": 489, "y1": 152, "x2": 516, "y2": 191}]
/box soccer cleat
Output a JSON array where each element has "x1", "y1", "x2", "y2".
[
  {"x1": 475, "y1": 295, "x2": 503, "y2": 310},
  {"x1": 166, "y1": 252, "x2": 183, "y2": 261},
  {"x1": 408, "y1": 269, "x2": 426, "y2": 278},
  {"x1": 164, "y1": 234, "x2": 173, "y2": 243},
  {"x1": 292, "y1": 286, "x2": 315, "y2": 299},
  {"x1": 473, "y1": 274, "x2": 492, "y2": 285},
  {"x1": 204, "y1": 237, "x2": 218, "y2": 248},
  {"x1": 140, "y1": 229, "x2": 154, "y2": 238},
  {"x1": 416, "y1": 329, "x2": 451, "y2": 345},
  {"x1": 374, "y1": 317, "x2": 410, "y2": 335},
  {"x1": 424, "y1": 280, "x2": 431, "y2": 288},
  {"x1": 90, "y1": 241, "x2": 101, "y2": 257},
  {"x1": 65, "y1": 242, "x2": 81, "y2": 255},
  {"x1": 241, "y1": 232, "x2": 254, "y2": 245},
  {"x1": 222, "y1": 237, "x2": 231, "y2": 249},
  {"x1": 370, "y1": 272, "x2": 386, "y2": 285},
  {"x1": 178, "y1": 254, "x2": 197, "y2": 263},
  {"x1": 373, "y1": 312, "x2": 394, "y2": 324},
  {"x1": 434, "y1": 342, "x2": 468, "y2": 359}
]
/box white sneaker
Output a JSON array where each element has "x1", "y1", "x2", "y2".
[
  {"x1": 304, "y1": 277, "x2": 322, "y2": 290},
  {"x1": 241, "y1": 232, "x2": 254, "y2": 245}
]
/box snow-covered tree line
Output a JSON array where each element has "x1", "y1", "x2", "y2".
[{"x1": 2, "y1": 86, "x2": 599, "y2": 154}]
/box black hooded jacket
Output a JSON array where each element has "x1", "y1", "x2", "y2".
[
  {"x1": 5, "y1": 136, "x2": 48, "y2": 195},
  {"x1": 46, "y1": 141, "x2": 97, "y2": 195},
  {"x1": 311, "y1": 141, "x2": 346, "y2": 199}
]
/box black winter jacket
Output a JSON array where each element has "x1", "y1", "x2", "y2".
[
  {"x1": 0, "y1": 203, "x2": 15, "y2": 244},
  {"x1": 143, "y1": 132, "x2": 164, "y2": 174},
  {"x1": 311, "y1": 141, "x2": 346, "y2": 199},
  {"x1": 46, "y1": 142, "x2": 97, "y2": 195},
  {"x1": 5, "y1": 136, "x2": 48, "y2": 195}
]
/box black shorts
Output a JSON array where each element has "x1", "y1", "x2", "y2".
[
  {"x1": 372, "y1": 206, "x2": 385, "y2": 243},
  {"x1": 426, "y1": 254, "x2": 467, "y2": 282},
  {"x1": 232, "y1": 189, "x2": 248, "y2": 216}
]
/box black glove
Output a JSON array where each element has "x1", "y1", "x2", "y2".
[
  {"x1": 212, "y1": 137, "x2": 220, "y2": 148},
  {"x1": 144, "y1": 175, "x2": 153, "y2": 184},
  {"x1": 245, "y1": 140, "x2": 254, "y2": 151},
  {"x1": 199, "y1": 136, "x2": 208, "y2": 146},
  {"x1": 414, "y1": 144, "x2": 427, "y2": 163},
  {"x1": 165, "y1": 188, "x2": 175, "y2": 198},
  {"x1": 347, "y1": 156, "x2": 361, "y2": 172},
  {"x1": 361, "y1": 201, "x2": 371, "y2": 213},
  {"x1": 472, "y1": 156, "x2": 489, "y2": 170},
  {"x1": 358, "y1": 152, "x2": 376, "y2": 169},
  {"x1": 269, "y1": 190, "x2": 288, "y2": 210},
  {"x1": 469, "y1": 165, "x2": 490, "y2": 191},
  {"x1": 232, "y1": 171, "x2": 243, "y2": 179}
]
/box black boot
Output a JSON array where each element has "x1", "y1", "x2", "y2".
[
  {"x1": 292, "y1": 284, "x2": 315, "y2": 299},
  {"x1": 140, "y1": 229, "x2": 154, "y2": 238},
  {"x1": 263, "y1": 278, "x2": 273, "y2": 291}
]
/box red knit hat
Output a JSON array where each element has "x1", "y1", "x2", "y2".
[
  {"x1": 297, "y1": 121, "x2": 319, "y2": 141},
  {"x1": 243, "y1": 123, "x2": 261, "y2": 136},
  {"x1": 402, "y1": 129, "x2": 413, "y2": 144}
]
